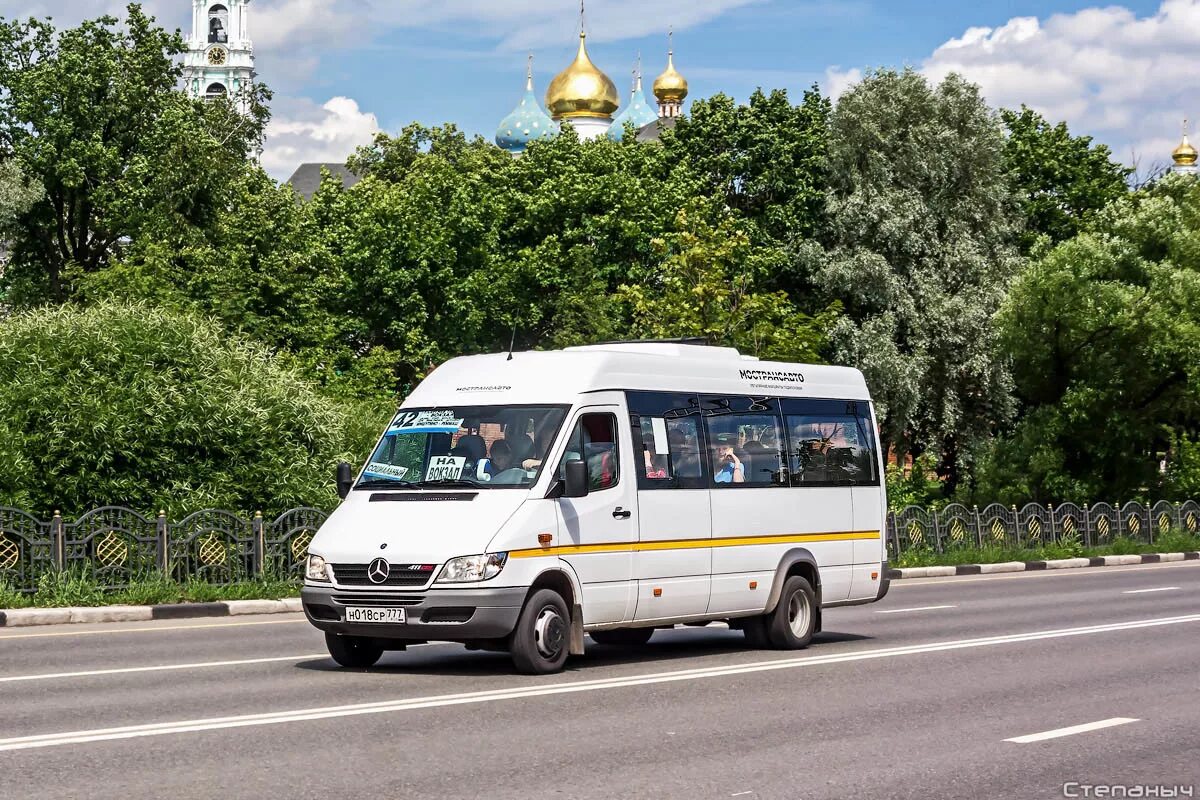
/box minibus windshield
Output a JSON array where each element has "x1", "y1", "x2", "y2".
[{"x1": 357, "y1": 405, "x2": 569, "y2": 490}]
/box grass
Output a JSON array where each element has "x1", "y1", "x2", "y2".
[
  {"x1": 0, "y1": 566, "x2": 298, "y2": 610},
  {"x1": 894, "y1": 531, "x2": 1200, "y2": 568}
]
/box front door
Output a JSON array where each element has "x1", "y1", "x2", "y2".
[{"x1": 554, "y1": 394, "x2": 639, "y2": 625}]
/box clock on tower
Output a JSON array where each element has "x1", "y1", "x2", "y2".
[{"x1": 181, "y1": 1, "x2": 255, "y2": 110}]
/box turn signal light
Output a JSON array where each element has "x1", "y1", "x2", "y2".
[
  {"x1": 537, "y1": 533, "x2": 553, "y2": 546},
  {"x1": 653, "y1": 587, "x2": 662, "y2": 597},
  {"x1": 749, "y1": 581, "x2": 758, "y2": 590},
  {"x1": 871, "y1": 571, "x2": 879, "y2": 580}
]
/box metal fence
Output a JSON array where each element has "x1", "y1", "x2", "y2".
[
  {"x1": 886, "y1": 500, "x2": 1200, "y2": 561},
  {"x1": 3, "y1": 500, "x2": 1196, "y2": 592},
  {"x1": 0, "y1": 507, "x2": 329, "y2": 593}
]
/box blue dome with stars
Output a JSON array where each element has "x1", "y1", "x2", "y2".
[
  {"x1": 496, "y1": 62, "x2": 558, "y2": 155},
  {"x1": 609, "y1": 72, "x2": 658, "y2": 141}
]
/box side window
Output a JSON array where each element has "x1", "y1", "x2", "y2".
[
  {"x1": 556, "y1": 413, "x2": 619, "y2": 491},
  {"x1": 782, "y1": 399, "x2": 880, "y2": 486},
  {"x1": 700, "y1": 395, "x2": 786, "y2": 487},
  {"x1": 626, "y1": 391, "x2": 706, "y2": 489}
]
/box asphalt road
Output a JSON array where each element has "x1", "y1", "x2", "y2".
[{"x1": 1, "y1": 561, "x2": 1198, "y2": 800}]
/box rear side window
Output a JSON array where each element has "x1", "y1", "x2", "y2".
[
  {"x1": 556, "y1": 413, "x2": 620, "y2": 491},
  {"x1": 626, "y1": 391, "x2": 707, "y2": 489},
  {"x1": 699, "y1": 395, "x2": 786, "y2": 487},
  {"x1": 781, "y1": 399, "x2": 879, "y2": 486}
]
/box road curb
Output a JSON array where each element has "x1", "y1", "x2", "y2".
[
  {"x1": 887, "y1": 551, "x2": 1200, "y2": 580},
  {"x1": 0, "y1": 597, "x2": 301, "y2": 628}
]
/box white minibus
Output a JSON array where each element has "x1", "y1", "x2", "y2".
[{"x1": 302, "y1": 341, "x2": 890, "y2": 674}]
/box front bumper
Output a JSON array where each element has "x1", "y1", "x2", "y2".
[{"x1": 301, "y1": 584, "x2": 526, "y2": 642}]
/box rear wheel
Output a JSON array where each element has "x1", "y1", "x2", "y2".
[
  {"x1": 325, "y1": 632, "x2": 384, "y2": 668},
  {"x1": 510, "y1": 589, "x2": 571, "y2": 674},
  {"x1": 766, "y1": 575, "x2": 817, "y2": 649},
  {"x1": 590, "y1": 627, "x2": 654, "y2": 646}
]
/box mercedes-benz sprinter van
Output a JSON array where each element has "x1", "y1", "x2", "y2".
[{"x1": 302, "y1": 342, "x2": 890, "y2": 674}]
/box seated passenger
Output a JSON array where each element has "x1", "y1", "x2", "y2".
[
  {"x1": 487, "y1": 439, "x2": 530, "y2": 484},
  {"x1": 487, "y1": 440, "x2": 514, "y2": 476},
  {"x1": 713, "y1": 441, "x2": 745, "y2": 484}
]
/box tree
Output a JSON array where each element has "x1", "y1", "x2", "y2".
[
  {"x1": 0, "y1": 160, "x2": 41, "y2": 233},
  {"x1": 662, "y1": 87, "x2": 830, "y2": 298},
  {"x1": 0, "y1": 301, "x2": 383, "y2": 514},
  {"x1": 816, "y1": 69, "x2": 1024, "y2": 494},
  {"x1": 1001, "y1": 106, "x2": 1131, "y2": 254},
  {"x1": 0, "y1": 4, "x2": 270, "y2": 305},
  {"x1": 619, "y1": 202, "x2": 836, "y2": 362},
  {"x1": 978, "y1": 175, "x2": 1200, "y2": 503}
]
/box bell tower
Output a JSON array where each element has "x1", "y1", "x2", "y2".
[{"x1": 182, "y1": 0, "x2": 256, "y2": 111}]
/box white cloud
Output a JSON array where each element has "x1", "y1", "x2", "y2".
[
  {"x1": 827, "y1": 0, "x2": 1200, "y2": 172},
  {"x1": 260, "y1": 96, "x2": 380, "y2": 179}
]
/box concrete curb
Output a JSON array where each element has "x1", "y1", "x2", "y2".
[
  {"x1": 887, "y1": 551, "x2": 1200, "y2": 580},
  {"x1": 0, "y1": 597, "x2": 302, "y2": 628}
]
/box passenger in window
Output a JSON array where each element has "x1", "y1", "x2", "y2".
[
  {"x1": 668, "y1": 427, "x2": 701, "y2": 478},
  {"x1": 487, "y1": 439, "x2": 514, "y2": 476},
  {"x1": 643, "y1": 431, "x2": 672, "y2": 482},
  {"x1": 713, "y1": 439, "x2": 745, "y2": 484},
  {"x1": 521, "y1": 417, "x2": 558, "y2": 471}
]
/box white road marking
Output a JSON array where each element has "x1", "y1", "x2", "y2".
[
  {"x1": 0, "y1": 654, "x2": 326, "y2": 683},
  {"x1": 895, "y1": 560, "x2": 1200, "y2": 586},
  {"x1": 874, "y1": 605, "x2": 957, "y2": 614},
  {"x1": 0, "y1": 643, "x2": 454, "y2": 684},
  {"x1": 1, "y1": 613, "x2": 1197, "y2": 752},
  {"x1": 0, "y1": 617, "x2": 307, "y2": 640},
  {"x1": 1122, "y1": 587, "x2": 1180, "y2": 594},
  {"x1": 1005, "y1": 717, "x2": 1140, "y2": 743}
]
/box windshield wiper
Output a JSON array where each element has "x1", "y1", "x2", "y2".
[
  {"x1": 413, "y1": 479, "x2": 487, "y2": 489},
  {"x1": 354, "y1": 478, "x2": 417, "y2": 490}
]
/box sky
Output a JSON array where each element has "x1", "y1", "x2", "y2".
[{"x1": 0, "y1": 0, "x2": 1188, "y2": 179}]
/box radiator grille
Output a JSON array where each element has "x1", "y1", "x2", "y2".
[{"x1": 330, "y1": 562, "x2": 436, "y2": 587}]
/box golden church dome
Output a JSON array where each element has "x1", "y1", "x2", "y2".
[
  {"x1": 545, "y1": 32, "x2": 619, "y2": 119},
  {"x1": 1173, "y1": 133, "x2": 1197, "y2": 166},
  {"x1": 652, "y1": 50, "x2": 688, "y2": 104}
]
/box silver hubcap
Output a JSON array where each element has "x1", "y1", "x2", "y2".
[
  {"x1": 533, "y1": 607, "x2": 566, "y2": 658},
  {"x1": 787, "y1": 591, "x2": 811, "y2": 638}
]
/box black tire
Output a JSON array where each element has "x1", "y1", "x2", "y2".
[
  {"x1": 741, "y1": 615, "x2": 772, "y2": 649},
  {"x1": 590, "y1": 627, "x2": 654, "y2": 646},
  {"x1": 510, "y1": 588, "x2": 571, "y2": 675},
  {"x1": 325, "y1": 632, "x2": 384, "y2": 668},
  {"x1": 765, "y1": 575, "x2": 817, "y2": 649}
]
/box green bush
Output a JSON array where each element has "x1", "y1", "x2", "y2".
[
  {"x1": 0, "y1": 301, "x2": 383, "y2": 515},
  {"x1": 885, "y1": 453, "x2": 945, "y2": 510}
]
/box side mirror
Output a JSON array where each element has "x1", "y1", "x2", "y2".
[
  {"x1": 563, "y1": 459, "x2": 590, "y2": 499},
  {"x1": 336, "y1": 461, "x2": 353, "y2": 500}
]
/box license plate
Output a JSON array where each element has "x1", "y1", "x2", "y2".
[{"x1": 344, "y1": 607, "x2": 406, "y2": 624}]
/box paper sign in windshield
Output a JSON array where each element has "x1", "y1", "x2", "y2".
[
  {"x1": 364, "y1": 462, "x2": 408, "y2": 480},
  {"x1": 388, "y1": 410, "x2": 465, "y2": 435},
  {"x1": 425, "y1": 455, "x2": 466, "y2": 482}
]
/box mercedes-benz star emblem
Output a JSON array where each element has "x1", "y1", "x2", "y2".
[{"x1": 367, "y1": 557, "x2": 390, "y2": 584}]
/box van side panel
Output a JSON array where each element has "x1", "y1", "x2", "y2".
[
  {"x1": 632, "y1": 489, "x2": 712, "y2": 621},
  {"x1": 708, "y1": 487, "x2": 855, "y2": 613}
]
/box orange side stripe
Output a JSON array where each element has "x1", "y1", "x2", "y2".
[{"x1": 508, "y1": 530, "x2": 881, "y2": 559}]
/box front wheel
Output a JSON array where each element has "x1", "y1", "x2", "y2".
[
  {"x1": 325, "y1": 632, "x2": 384, "y2": 668},
  {"x1": 590, "y1": 627, "x2": 654, "y2": 646},
  {"x1": 510, "y1": 589, "x2": 571, "y2": 674}
]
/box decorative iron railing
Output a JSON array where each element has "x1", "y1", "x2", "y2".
[
  {"x1": 2, "y1": 501, "x2": 1195, "y2": 592},
  {"x1": 886, "y1": 500, "x2": 1200, "y2": 561},
  {"x1": 0, "y1": 507, "x2": 329, "y2": 593}
]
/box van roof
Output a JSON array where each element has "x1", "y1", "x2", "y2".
[{"x1": 403, "y1": 342, "x2": 871, "y2": 406}]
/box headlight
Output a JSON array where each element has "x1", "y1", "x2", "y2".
[
  {"x1": 306, "y1": 554, "x2": 330, "y2": 582},
  {"x1": 436, "y1": 553, "x2": 508, "y2": 583}
]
